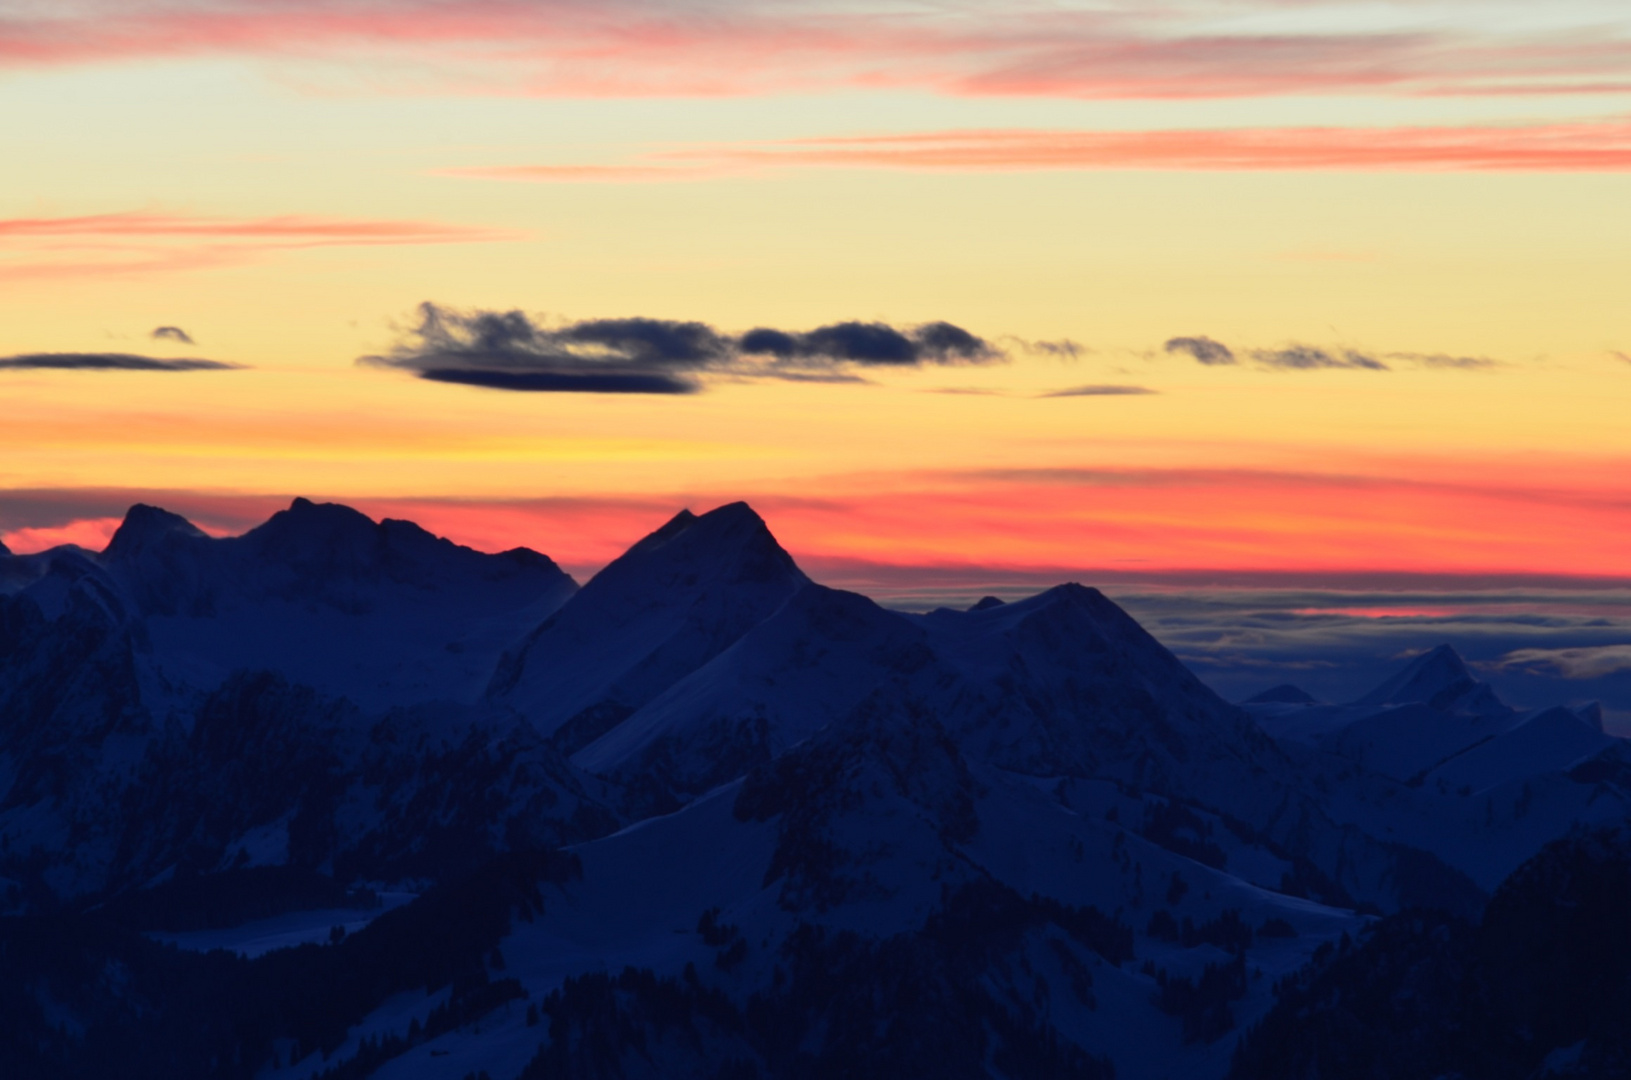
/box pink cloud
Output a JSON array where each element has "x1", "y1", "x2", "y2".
[
  {"x1": 3, "y1": 2, "x2": 1630, "y2": 101},
  {"x1": 0, "y1": 211, "x2": 513, "y2": 280},
  {"x1": 479, "y1": 120, "x2": 1631, "y2": 178},
  {"x1": 745, "y1": 122, "x2": 1631, "y2": 171}
]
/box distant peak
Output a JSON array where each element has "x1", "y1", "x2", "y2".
[
  {"x1": 970, "y1": 596, "x2": 1005, "y2": 611},
  {"x1": 103, "y1": 503, "x2": 206, "y2": 560},
  {"x1": 1355, "y1": 643, "x2": 1499, "y2": 711}
]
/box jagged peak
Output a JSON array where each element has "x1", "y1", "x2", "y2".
[
  {"x1": 102, "y1": 503, "x2": 207, "y2": 561},
  {"x1": 590, "y1": 500, "x2": 805, "y2": 591}
]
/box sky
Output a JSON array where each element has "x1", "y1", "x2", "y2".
[{"x1": 4, "y1": 0, "x2": 1631, "y2": 719}]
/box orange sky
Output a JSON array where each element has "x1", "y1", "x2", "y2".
[{"x1": 3, "y1": 0, "x2": 1631, "y2": 585}]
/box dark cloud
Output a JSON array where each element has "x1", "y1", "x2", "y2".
[
  {"x1": 151, "y1": 326, "x2": 195, "y2": 345},
  {"x1": 0, "y1": 353, "x2": 236, "y2": 372},
  {"x1": 560, "y1": 317, "x2": 728, "y2": 364},
  {"x1": 1164, "y1": 336, "x2": 1236, "y2": 365},
  {"x1": 1251, "y1": 346, "x2": 1388, "y2": 371},
  {"x1": 740, "y1": 319, "x2": 996, "y2": 365},
  {"x1": 738, "y1": 328, "x2": 799, "y2": 357},
  {"x1": 1390, "y1": 352, "x2": 1498, "y2": 370},
  {"x1": 419, "y1": 368, "x2": 696, "y2": 394},
  {"x1": 363, "y1": 303, "x2": 1001, "y2": 393},
  {"x1": 1610, "y1": 350, "x2": 1631, "y2": 365},
  {"x1": 1039, "y1": 384, "x2": 1157, "y2": 398}
]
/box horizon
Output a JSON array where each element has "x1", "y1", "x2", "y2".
[{"x1": 8, "y1": 491, "x2": 1626, "y2": 734}]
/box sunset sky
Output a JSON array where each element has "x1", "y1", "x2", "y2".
[{"x1": 4, "y1": 0, "x2": 1631, "y2": 615}]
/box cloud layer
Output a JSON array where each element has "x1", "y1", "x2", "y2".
[
  {"x1": 1495, "y1": 645, "x2": 1631, "y2": 680},
  {"x1": 0, "y1": 353, "x2": 237, "y2": 372},
  {"x1": 361, "y1": 302, "x2": 1000, "y2": 393},
  {"x1": 4, "y1": 2, "x2": 1630, "y2": 102}
]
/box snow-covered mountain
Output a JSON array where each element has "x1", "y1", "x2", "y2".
[
  {"x1": 106, "y1": 498, "x2": 578, "y2": 711},
  {"x1": 488, "y1": 502, "x2": 809, "y2": 753},
  {"x1": 0, "y1": 501, "x2": 601, "y2": 902},
  {"x1": 0, "y1": 499, "x2": 1624, "y2": 1080}
]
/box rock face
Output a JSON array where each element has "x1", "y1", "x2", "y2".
[{"x1": 0, "y1": 500, "x2": 1624, "y2": 1080}]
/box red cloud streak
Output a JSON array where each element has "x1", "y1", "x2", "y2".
[
  {"x1": 3, "y1": 2, "x2": 1630, "y2": 100},
  {"x1": 688, "y1": 122, "x2": 1631, "y2": 172}
]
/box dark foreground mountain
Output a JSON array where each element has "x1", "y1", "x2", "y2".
[
  {"x1": 0, "y1": 500, "x2": 1625, "y2": 1079},
  {"x1": 1230, "y1": 826, "x2": 1631, "y2": 1080}
]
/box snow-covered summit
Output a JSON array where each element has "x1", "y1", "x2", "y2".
[
  {"x1": 488, "y1": 501, "x2": 810, "y2": 749},
  {"x1": 1353, "y1": 643, "x2": 1509, "y2": 716}
]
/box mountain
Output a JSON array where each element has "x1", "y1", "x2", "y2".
[
  {"x1": 488, "y1": 502, "x2": 809, "y2": 752},
  {"x1": 0, "y1": 501, "x2": 604, "y2": 904},
  {"x1": 1249, "y1": 644, "x2": 1518, "y2": 781},
  {"x1": 0, "y1": 499, "x2": 1624, "y2": 1079},
  {"x1": 573, "y1": 582, "x2": 933, "y2": 813},
  {"x1": 1353, "y1": 643, "x2": 1508, "y2": 715},
  {"x1": 1230, "y1": 826, "x2": 1631, "y2": 1080},
  {"x1": 103, "y1": 498, "x2": 578, "y2": 712}
]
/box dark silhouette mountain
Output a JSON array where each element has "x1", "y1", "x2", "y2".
[
  {"x1": 488, "y1": 501, "x2": 809, "y2": 753},
  {"x1": 1230, "y1": 826, "x2": 1631, "y2": 1080},
  {"x1": 0, "y1": 500, "x2": 1623, "y2": 1079}
]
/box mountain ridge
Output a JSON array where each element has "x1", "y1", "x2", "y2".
[{"x1": 1, "y1": 496, "x2": 1625, "y2": 1080}]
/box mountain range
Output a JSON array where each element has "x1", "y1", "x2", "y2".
[{"x1": 1, "y1": 499, "x2": 1627, "y2": 1079}]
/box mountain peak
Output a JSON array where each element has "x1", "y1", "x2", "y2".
[
  {"x1": 610, "y1": 501, "x2": 799, "y2": 589},
  {"x1": 282, "y1": 496, "x2": 370, "y2": 523},
  {"x1": 1354, "y1": 643, "x2": 1506, "y2": 713},
  {"x1": 250, "y1": 497, "x2": 375, "y2": 544},
  {"x1": 103, "y1": 503, "x2": 207, "y2": 562},
  {"x1": 488, "y1": 502, "x2": 809, "y2": 743}
]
